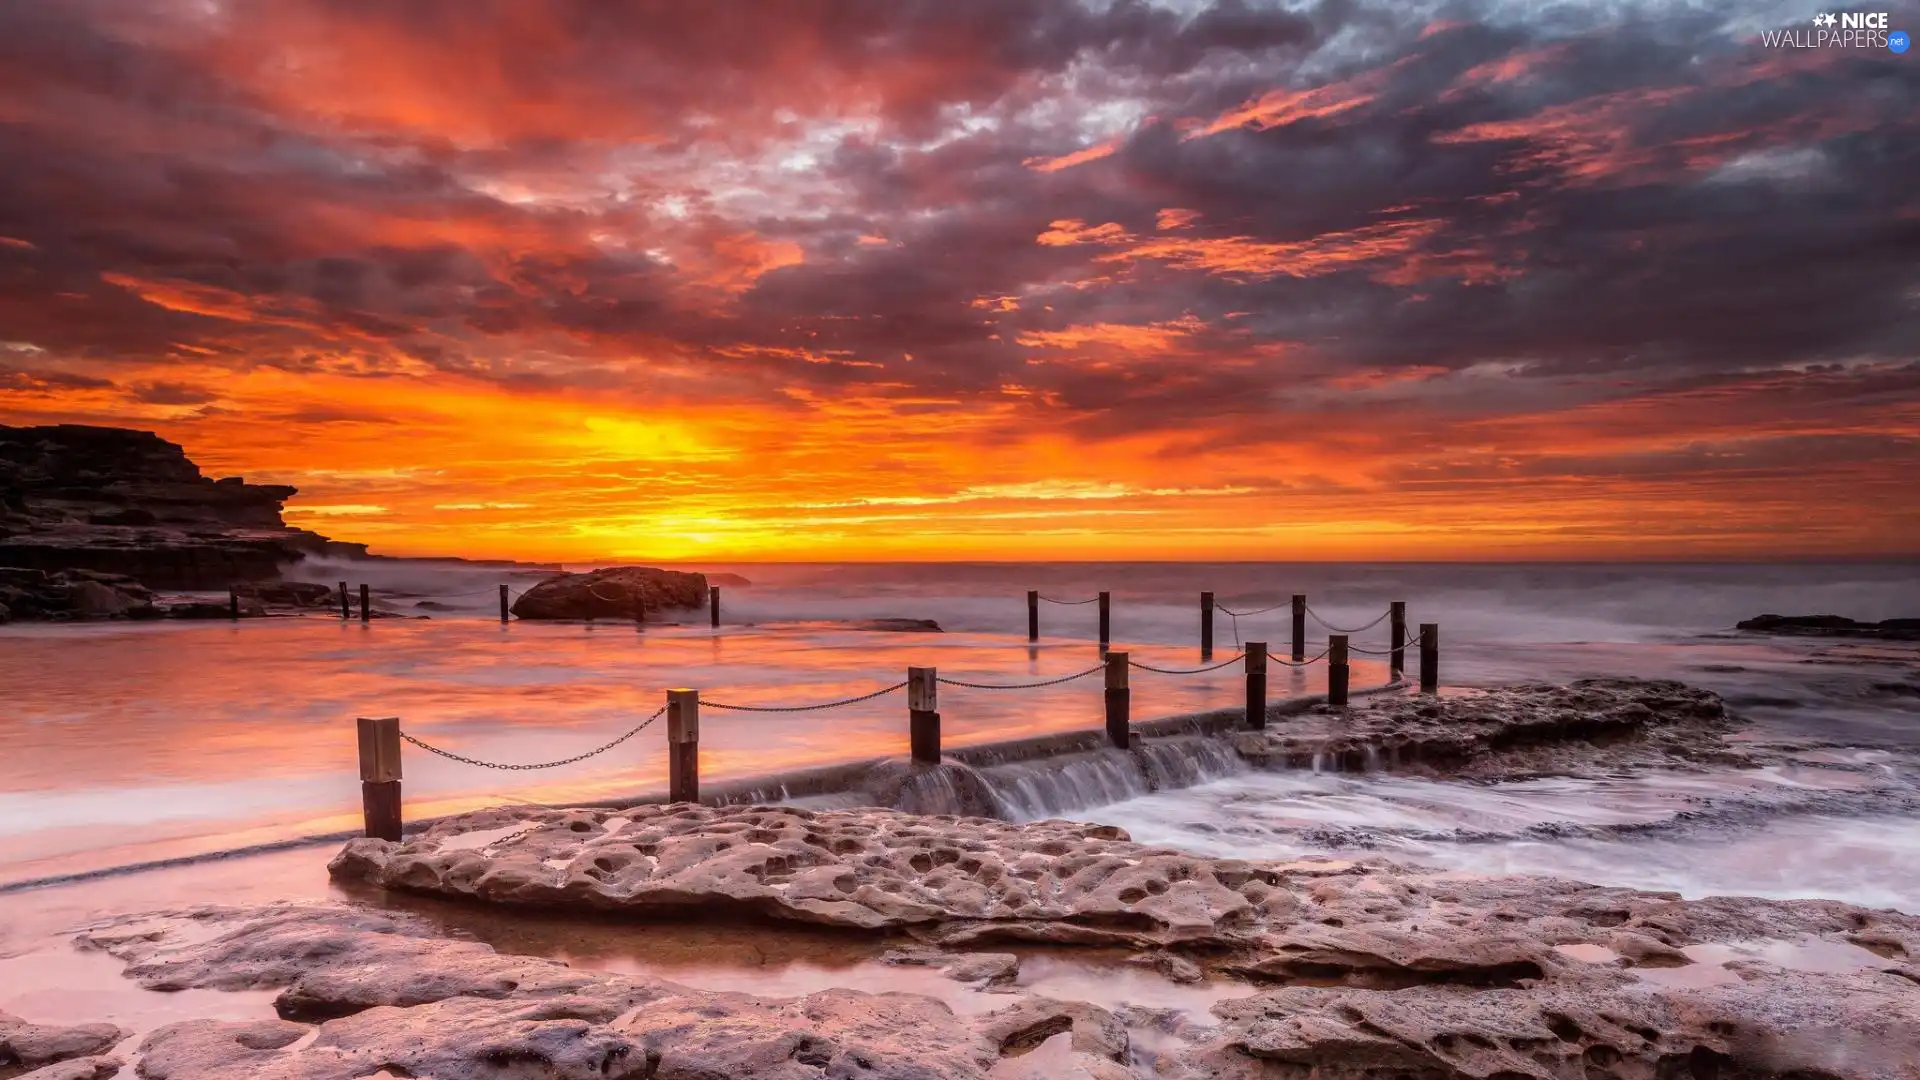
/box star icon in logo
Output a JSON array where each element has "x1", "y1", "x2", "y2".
[{"x1": 1812, "y1": 12, "x2": 1836, "y2": 26}]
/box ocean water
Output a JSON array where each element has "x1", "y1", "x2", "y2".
[{"x1": 1, "y1": 560, "x2": 1917, "y2": 905}]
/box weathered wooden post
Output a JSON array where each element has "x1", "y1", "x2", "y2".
[
  {"x1": 1026, "y1": 590, "x2": 1039, "y2": 641},
  {"x1": 909, "y1": 666, "x2": 940, "y2": 765},
  {"x1": 228, "y1": 586, "x2": 240, "y2": 620},
  {"x1": 1244, "y1": 641, "x2": 1267, "y2": 729},
  {"x1": 1328, "y1": 635, "x2": 1350, "y2": 706},
  {"x1": 1291, "y1": 595, "x2": 1306, "y2": 661},
  {"x1": 1419, "y1": 623, "x2": 1439, "y2": 694},
  {"x1": 709, "y1": 586, "x2": 720, "y2": 628},
  {"x1": 667, "y1": 689, "x2": 699, "y2": 804},
  {"x1": 1104, "y1": 651, "x2": 1130, "y2": 749},
  {"x1": 1200, "y1": 591, "x2": 1215, "y2": 659},
  {"x1": 356, "y1": 716, "x2": 402, "y2": 842},
  {"x1": 338, "y1": 581, "x2": 350, "y2": 619},
  {"x1": 359, "y1": 583, "x2": 371, "y2": 623},
  {"x1": 1098, "y1": 591, "x2": 1111, "y2": 651},
  {"x1": 1389, "y1": 601, "x2": 1407, "y2": 681}
]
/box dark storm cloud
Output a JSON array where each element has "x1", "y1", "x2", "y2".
[{"x1": 0, "y1": 0, "x2": 1913, "y2": 461}]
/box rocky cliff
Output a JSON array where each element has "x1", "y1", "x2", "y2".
[{"x1": 0, "y1": 424, "x2": 363, "y2": 590}]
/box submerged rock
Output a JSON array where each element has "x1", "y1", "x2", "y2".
[
  {"x1": 849, "y1": 618, "x2": 942, "y2": 633},
  {"x1": 1737, "y1": 614, "x2": 1920, "y2": 641},
  {"x1": 509, "y1": 566, "x2": 709, "y2": 621},
  {"x1": 1235, "y1": 678, "x2": 1745, "y2": 779}
]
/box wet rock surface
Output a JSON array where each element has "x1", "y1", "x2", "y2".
[
  {"x1": 326, "y1": 803, "x2": 1920, "y2": 962},
  {"x1": 1236, "y1": 678, "x2": 1747, "y2": 779},
  {"x1": 0, "y1": 424, "x2": 363, "y2": 595},
  {"x1": 1738, "y1": 613, "x2": 1920, "y2": 641},
  {"x1": 0, "y1": 567, "x2": 157, "y2": 622},
  {"x1": 85, "y1": 802, "x2": 1920, "y2": 1080},
  {"x1": 77, "y1": 903, "x2": 1128, "y2": 1080},
  {"x1": 0, "y1": 1011, "x2": 125, "y2": 1078},
  {"x1": 508, "y1": 566, "x2": 710, "y2": 620}
]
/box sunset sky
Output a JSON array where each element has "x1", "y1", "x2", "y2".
[{"x1": 1, "y1": 0, "x2": 1915, "y2": 562}]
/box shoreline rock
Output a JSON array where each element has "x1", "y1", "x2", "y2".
[
  {"x1": 0, "y1": 1011, "x2": 125, "y2": 1077},
  {"x1": 0, "y1": 424, "x2": 364, "y2": 593},
  {"x1": 1235, "y1": 678, "x2": 1747, "y2": 780},
  {"x1": 1737, "y1": 614, "x2": 1920, "y2": 641},
  {"x1": 76, "y1": 800, "x2": 1920, "y2": 1079},
  {"x1": 78, "y1": 902, "x2": 1130, "y2": 1080}
]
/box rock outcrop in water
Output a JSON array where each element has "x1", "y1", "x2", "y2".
[
  {"x1": 509, "y1": 566, "x2": 710, "y2": 621},
  {"x1": 80, "y1": 804, "x2": 1920, "y2": 1078},
  {"x1": 1737, "y1": 614, "x2": 1920, "y2": 641},
  {"x1": 1236, "y1": 678, "x2": 1745, "y2": 779},
  {"x1": 0, "y1": 424, "x2": 363, "y2": 593},
  {"x1": 0, "y1": 1010, "x2": 125, "y2": 1077}
]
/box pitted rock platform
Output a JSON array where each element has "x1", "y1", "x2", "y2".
[
  {"x1": 91, "y1": 802, "x2": 1920, "y2": 1080},
  {"x1": 1237, "y1": 678, "x2": 1747, "y2": 778}
]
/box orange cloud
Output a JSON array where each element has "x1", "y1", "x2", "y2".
[
  {"x1": 1039, "y1": 217, "x2": 1446, "y2": 281},
  {"x1": 1016, "y1": 315, "x2": 1205, "y2": 354},
  {"x1": 1024, "y1": 138, "x2": 1122, "y2": 173}
]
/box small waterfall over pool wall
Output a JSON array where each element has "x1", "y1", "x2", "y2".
[
  {"x1": 782, "y1": 735, "x2": 1249, "y2": 820},
  {"x1": 982, "y1": 736, "x2": 1244, "y2": 821}
]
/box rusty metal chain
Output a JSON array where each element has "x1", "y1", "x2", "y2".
[
  {"x1": 1305, "y1": 604, "x2": 1391, "y2": 634},
  {"x1": 698, "y1": 682, "x2": 908, "y2": 712},
  {"x1": 937, "y1": 664, "x2": 1107, "y2": 690},
  {"x1": 1128, "y1": 651, "x2": 1248, "y2": 675},
  {"x1": 399, "y1": 705, "x2": 667, "y2": 770}
]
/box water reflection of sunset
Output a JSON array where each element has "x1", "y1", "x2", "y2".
[{"x1": 1, "y1": 618, "x2": 1356, "y2": 884}]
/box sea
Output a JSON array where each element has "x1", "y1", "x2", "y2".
[{"x1": 2, "y1": 559, "x2": 1918, "y2": 909}]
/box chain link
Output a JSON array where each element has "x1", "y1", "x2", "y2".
[
  {"x1": 1263, "y1": 646, "x2": 1332, "y2": 668},
  {"x1": 399, "y1": 705, "x2": 667, "y2": 771},
  {"x1": 937, "y1": 663, "x2": 1107, "y2": 690},
  {"x1": 1217, "y1": 602, "x2": 1287, "y2": 617},
  {"x1": 1128, "y1": 651, "x2": 1247, "y2": 675},
  {"x1": 699, "y1": 681, "x2": 908, "y2": 712},
  {"x1": 1305, "y1": 604, "x2": 1391, "y2": 634},
  {"x1": 1346, "y1": 632, "x2": 1424, "y2": 656},
  {"x1": 1037, "y1": 595, "x2": 1101, "y2": 605}
]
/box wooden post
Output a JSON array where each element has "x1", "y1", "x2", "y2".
[
  {"x1": 356, "y1": 716, "x2": 402, "y2": 842},
  {"x1": 667, "y1": 689, "x2": 699, "y2": 804},
  {"x1": 1026, "y1": 590, "x2": 1039, "y2": 642},
  {"x1": 498, "y1": 583, "x2": 511, "y2": 623},
  {"x1": 1244, "y1": 641, "x2": 1267, "y2": 729},
  {"x1": 1200, "y1": 591, "x2": 1214, "y2": 660},
  {"x1": 1389, "y1": 601, "x2": 1407, "y2": 681},
  {"x1": 1291, "y1": 595, "x2": 1306, "y2": 662},
  {"x1": 228, "y1": 586, "x2": 240, "y2": 620},
  {"x1": 709, "y1": 586, "x2": 720, "y2": 628},
  {"x1": 338, "y1": 581, "x2": 350, "y2": 619},
  {"x1": 359, "y1": 583, "x2": 371, "y2": 623},
  {"x1": 909, "y1": 666, "x2": 940, "y2": 765},
  {"x1": 1097, "y1": 591, "x2": 1111, "y2": 651},
  {"x1": 1104, "y1": 651, "x2": 1130, "y2": 749},
  {"x1": 1328, "y1": 635, "x2": 1350, "y2": 706},
  {"x1": 1419, "y1": 623, "x2": 1439, "y2": 694}
]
